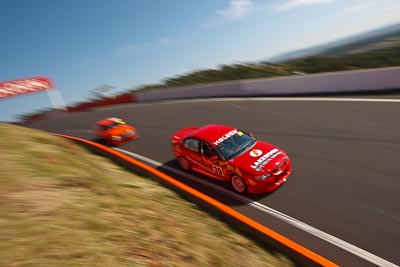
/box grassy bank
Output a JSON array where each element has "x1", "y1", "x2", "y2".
[{"x1": 0, "y1": 124, "x2": 293, "y2": 266}]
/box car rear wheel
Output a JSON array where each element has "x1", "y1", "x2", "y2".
[
  {"x1": 178, "y1": 157, "x2": 190, "y2": 170},
  {"x1": 230, "y1": 175, "x2": 247, "y2": 193}
]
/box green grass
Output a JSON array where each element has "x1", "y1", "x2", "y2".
[{"x1": 0, "y1": 123, "x2": 294, "y2": 267}]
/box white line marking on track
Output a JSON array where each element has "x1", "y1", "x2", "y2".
[
  {"x1": 244, "y1": 97, "x2": 400, "y2": 103},
  {"x1": 114, "y1": 147, "x2": 399, "y2": 267},
  {"x1": 203, "y1": 97, "x2": 400, "y2": 103},
  {"x1": 93, "y1": 96, "x2": 400, "y2": 112}
]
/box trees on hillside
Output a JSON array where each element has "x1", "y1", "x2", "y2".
[{"x1": 133, "y1": 47, "x2": 400, "y2": 92}]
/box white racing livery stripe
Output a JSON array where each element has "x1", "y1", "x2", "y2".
[{"x1": 113, "y1": 147, "x2": 398, "y2": 267}]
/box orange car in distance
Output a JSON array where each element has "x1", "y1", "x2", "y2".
[{"x1": 95, "y1": 117, "x2": 138, "y2": 146}]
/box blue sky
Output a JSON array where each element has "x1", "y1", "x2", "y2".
[{"x1": 1, "y1": 0, "x2": 400, "y2": 122}]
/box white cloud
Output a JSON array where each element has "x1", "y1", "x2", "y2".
[
  {"x1": 276, "y1": 0, "x2": 332, "y2": 12},
  {"x1": 217, "y1": 0, "x2": 253, "y2": 20},
  {"x1": 336, "y1": 2, "x2": 400, "y2": 31},
  {"x1": 340, "y1": 3, "x2": 375, "y2": 15}
]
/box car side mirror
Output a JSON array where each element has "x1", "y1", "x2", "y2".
[{"x1": 210, "y1": 155, "x2": 218, "y2": 161}]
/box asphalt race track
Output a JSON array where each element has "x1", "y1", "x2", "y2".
[{"x1": 24, "y1": 97, "x2": 400, "y2": 267}]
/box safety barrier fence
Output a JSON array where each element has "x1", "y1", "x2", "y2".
[
  {"x1": 67, "y1": 93, "x2": 136, "y2": 112},
  {"x1": 136, "y1": 67, "x2": 400, "y2": 101},
  {"x1": 22, "y1": 67, "x2": 400, "y2": 123}
]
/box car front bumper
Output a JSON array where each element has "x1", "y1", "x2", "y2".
[{"x1": 247, "y1": 161, "x2": 292, "y2": 194}]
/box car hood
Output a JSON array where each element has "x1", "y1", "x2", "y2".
[
  {"x1": 109, "y1": 125, "x2": 134, "y2": 136},
  {"x1": 228, "y1": 141, "x2": 287, "y2": 174}
]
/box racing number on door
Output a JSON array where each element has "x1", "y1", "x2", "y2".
[{"x1": 212, "y1": 165, "x2": 223, "y2": 176}]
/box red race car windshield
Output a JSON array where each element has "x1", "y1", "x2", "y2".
[
  {"x1": 103, "y1": 119, "x2": 126, "y2": 130},
  {"x1": 105, "y1": 122, "x2": 121, "y2": 129},
  {"x1": 215, "y1": 131, "x2": 256, "y2": 160}
]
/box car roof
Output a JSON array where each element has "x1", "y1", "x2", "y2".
[
  {"x1": 191, "y1": 124, "x2": 237, "y2": 144},
  {"x1": 97, "y1": 117, "x2": 123, "y2": 126}
]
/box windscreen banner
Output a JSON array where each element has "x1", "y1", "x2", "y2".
[{"x1": 0, "y1": 76, "x2": 54, "y2": 99}]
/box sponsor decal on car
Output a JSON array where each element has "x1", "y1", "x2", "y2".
[
  {"x1": 250, "y1": 148, "x2": 282, "y2": 171},
  {"x1": 235, "y1": 166, "x2": 243, "y2": 176},
  {"x1": 212, "y1": 165, "x2": 224, "y2": 176},
  {"x1": 250, "y1": 149, "x2": 262, "y2": 157},
  {"x1": 110, "y1": 118, "x2": 125, "y2": 124},
  {"x1": 212, "y1": 129, "x2": 238, "y2": 146}
]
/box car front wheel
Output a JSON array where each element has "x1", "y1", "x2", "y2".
[
  {"x1": 230, "y1": 175, "x2": 247, "y2": 193},
  {"x1": 178, "y1": 157, "x2": 190, "y2": 170}
]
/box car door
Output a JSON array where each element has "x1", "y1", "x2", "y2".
[
  {"x1": 96, "y1": 124, "x2": 108, "y2": 139},
  {"x1": 199, "y1": 141, "x2": 228, "y2": 180},
  {"x1": 182, "y1": 138, "x2": 204, "y2": 170}
]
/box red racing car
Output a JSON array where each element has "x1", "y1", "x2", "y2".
[
  {"x1": 94, "y1": 117, "x2": 138, "y2": 146},
  {"x1": 171, "y1": 124, "x2": 291, "y2": 194}
]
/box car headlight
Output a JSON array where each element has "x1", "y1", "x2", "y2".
[
  {"x1": 112, "y1": 136, "x2": 122, "y2": 141},
  {"x1": 255, "y1": 174, "x2": 271, "y2": 181}
]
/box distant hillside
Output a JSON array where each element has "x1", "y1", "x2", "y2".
[
  {"x1": 269, "y1": 22, "x2": 400, "y2": 62},
  {"x1": 130, "y1": 35, "x2": 399, "y2": 93}
]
